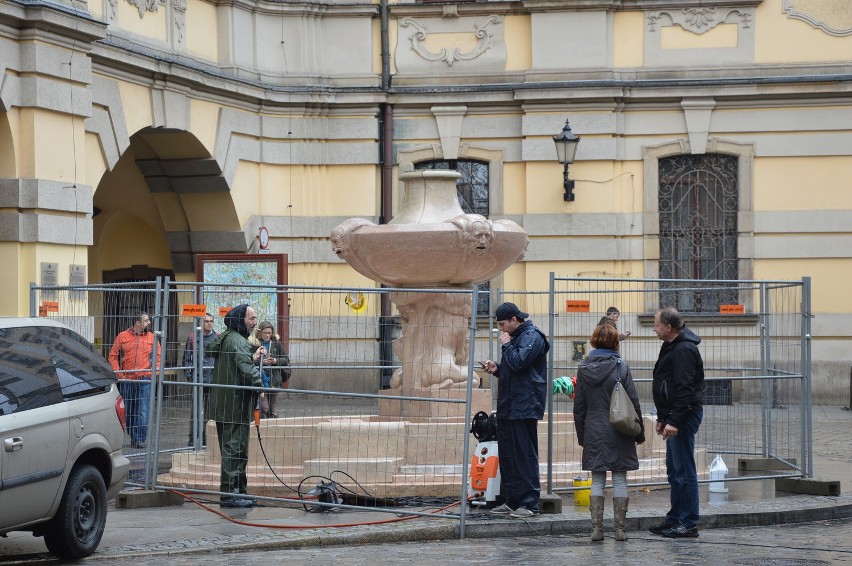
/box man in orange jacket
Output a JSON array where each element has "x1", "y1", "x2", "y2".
[{"x1": 109, "y1": 312, "x2": 160, "y2": 449}]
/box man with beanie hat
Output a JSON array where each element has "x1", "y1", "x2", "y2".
[
  {"x1": 206, "y1": 304, "x2": 266, "y2": 508},
  {"x1": 482, "y1": 302, "x2": 550, "y2": 519}
]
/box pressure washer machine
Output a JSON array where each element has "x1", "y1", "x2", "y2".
[{"x1": 468, "y1": 411, "x2": 502, "y2": 509}]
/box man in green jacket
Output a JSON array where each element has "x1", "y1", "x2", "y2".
[{"x1": 206, "y1": 303, "x2": 265, "y2": 508}]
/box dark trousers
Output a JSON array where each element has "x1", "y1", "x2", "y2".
[
  {"x1": 216, "y1": 420, "x2": 250, "y2": 495},
  {"x1": 497, "y1": 418, "x2": 541, "y2": 512}
]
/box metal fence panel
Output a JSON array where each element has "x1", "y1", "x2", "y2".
[
  {"x1": 546, "y1": 276, "x2": 810, "y2": 493},
  {"x1": 28, "y1": 275, "x2": 811, "y2": 521}
]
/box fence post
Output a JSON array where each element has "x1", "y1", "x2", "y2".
[
  {"x1": 546, "y1": 272, "x2": 556, "y2": 495},
  {"x1": 29, "y1": 282, "x2": 36, "y2": 317},
  {"x1": 458, "y1": 286, "x2": 479, "y2": 540},
  {"x1": 801, "y1": 277, "x2": 813, "y2": 478}
]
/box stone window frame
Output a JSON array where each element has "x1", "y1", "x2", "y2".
[
  {"x1": 642, "y1": 138, "x2": 755, "y2": 313},
  {"x1": 398, "y1": 144, "x2": 504, "y2": 217}
]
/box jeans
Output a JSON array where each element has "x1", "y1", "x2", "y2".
[
  {"x1": 119, "y1": 380, "x2": 151, "y2": 446},
  {"x1": 665, "y1": 408, "x2": 703, "y2": 528}
]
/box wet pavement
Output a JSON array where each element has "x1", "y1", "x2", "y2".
[{"x1": 0, "y1": 406, "x2": 850, "y2": 564}]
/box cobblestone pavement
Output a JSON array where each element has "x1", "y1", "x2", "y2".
[
  {"x1": 1, "y1": 407, "x2": 850, "y2": 564},
  {"x1": 6, "y1": 518, "x2": 848, "y2": 566}
]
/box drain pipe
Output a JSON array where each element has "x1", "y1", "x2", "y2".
[{"x1": 378, "y1": 0, "x2": 395, "y2": 388}]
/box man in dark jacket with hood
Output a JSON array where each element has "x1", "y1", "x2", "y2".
[
  {"x1": 650, "y1": 307, "x2": 705, "y2": 538},
  {"x1": 206, "y1": 304, "x2": 265, "y2": 508},
  {"x1": 482, "y1": 302, "x2": 550, "y2": 519}
]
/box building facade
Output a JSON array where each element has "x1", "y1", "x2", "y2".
[{"x1": 1, "y1": 0, "x2": 850, "y2": 401}]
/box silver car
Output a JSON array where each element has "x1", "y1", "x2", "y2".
[{"x1": 0, "y1": 318, "x2": 129, "y2": 558}]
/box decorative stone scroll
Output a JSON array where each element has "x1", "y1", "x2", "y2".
[
  {"x1": 783, "y1": 0, "x2": 852, "y2": 37},
  {"x1": 172, "y1": 0, "x2": 186, "y2": 48},
  {"x1": 399, "y1": 15, "x2": 503, "y2": 67},
  {"x1": 647, "y1": 7, "x2": 752, "y2": 34},
  {"x1": 126, "y1": 0, "x2": 162, "y2": 18}
]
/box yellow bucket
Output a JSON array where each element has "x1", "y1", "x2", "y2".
[{"x1": 573, "y1": 477, "x2": 592, "y2": 506}]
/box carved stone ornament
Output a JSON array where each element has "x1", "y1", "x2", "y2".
[
  {"x1": 647, "y1": 7, "x2": 752, "y2": 34},
  {"x1": 400, "y1": 15, "x2": 502, "y2": 67},
  {"x1": 126, "y1": 0, "x2": 161, "y2": 19},
  {"x1": 172, "y1": 0, "x2": 186, "y2": 46},
  {"x1": 783, "y1": 0, "x2": 852, "y2": 37}
]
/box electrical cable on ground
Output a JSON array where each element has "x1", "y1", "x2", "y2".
[{"x1": 168, "y1": 490, "x2": 466, "y2": 530}]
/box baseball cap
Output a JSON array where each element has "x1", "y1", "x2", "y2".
[{"x1": 495, "y1": 302, "x2": 529, "y2": 321}]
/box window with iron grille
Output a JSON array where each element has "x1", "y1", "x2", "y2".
[
  {"x1": 658, "y1": 154, "x2": 739, "y2": 313},
  {"x1": 415, "y1": 159, "x2": 491, "y2": 317}
]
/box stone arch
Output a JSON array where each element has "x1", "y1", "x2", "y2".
[
  {"x1": 642, "y1": 138, "x2": 755, "y2": 307},
  {"x1": 92, "y1": 127, "x2": 248, "y2": 279}
]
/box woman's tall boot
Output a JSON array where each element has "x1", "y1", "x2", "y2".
[
  {"x1": 613, "y1": 496, "x2": 629, "y2": 541},
  {"x1": 590, "y1": 495, "x2": 605, "y2": 541}
]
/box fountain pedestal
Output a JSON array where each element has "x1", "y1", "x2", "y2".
[{"x1": 377, "y1": 388, "x2": 492, "y2": 418}]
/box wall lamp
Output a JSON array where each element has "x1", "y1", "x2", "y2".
[{"x1": 553, "y1": 120, "x2": 581, "y2": 202}]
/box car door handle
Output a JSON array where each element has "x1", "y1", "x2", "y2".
[{"x1": 4, "y1": 437, "x2": 23, "y2": 452}]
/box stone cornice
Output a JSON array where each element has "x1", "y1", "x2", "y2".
[
  {"x1": 520, "y1": 0, "x2": 763, "y2": 13},
  {"x1": 210, "y1": 0, "x2": 376, "y2": 17},
  {"x1": 0, "y1": 0, "x2": 107, "y2": 45}
]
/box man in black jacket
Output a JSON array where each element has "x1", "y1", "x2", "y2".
[
  {"x1": 650, "y1": 307, "x2": 705, "y2": 538},
  {"x1": 482, "y1": 302, "x2": 550, "y2": 519}
]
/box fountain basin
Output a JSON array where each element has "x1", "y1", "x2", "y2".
[
  {"x1": 331, "y1": 217, "x2": 528, "y2": 286},
  {"x1": 331, "y1": 170, "x2": 527, "y2": 287}
]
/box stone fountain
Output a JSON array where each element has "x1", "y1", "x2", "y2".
[{"x1": 331, "y1": 170, "x2": 528, "y2": 417}]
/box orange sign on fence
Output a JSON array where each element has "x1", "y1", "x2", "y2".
[
  {"x1": 42, "y1": 301, "x2": 59, "y2": 313},
  {"x1": 566, "y1": 300, "x2": 591, "y2": 313},
  {"x1": 181, "y1": 304, "x2": 207, "y2": 317},
  {"x1": 720, "y1": 304, "x2": 745, "y2": 314},
  {"x1": 218, "y1": 306, "x2": 232, "y2": 317}
]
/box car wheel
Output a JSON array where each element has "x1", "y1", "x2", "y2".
[{"x1": 43, "y1": 463, "x2": 108, "y2": 559}]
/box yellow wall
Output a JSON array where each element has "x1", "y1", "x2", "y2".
[
  {"x1": 0, "y1": 243, "x2": 86, "y2": 316},
  {"x1": 186, "y1": 0, "x2": 218, "y2": 61},
  {"x1": 97, "y1": 211, "x2": 173, "y2": 272},
  {"x1": 93, "y1": 150, "x2": 165, "y2": 235},
  {"x1": 523, "y1": 160, "x2": 640, "y2": 214},
  {"x1": 116, "y1": 1, "x2": 167, "y2": 43},
  {"x1": 754, "y1": 259, "x2": 852, "y2": 312},
  {"x1": 756, "y1": 0, "x2": 852, "y2": 64},
  {"x1": 504, "y1": 15, "x2": 531, "y2": 71},
  {"x1": 117, "y1": 80, "x2": 154, "y2": 137},
  {"x1": 188, "y1": 99, "x2": 220, "y2": 155},
  {"x1": 289, "y1": 263, "x2": 377, "y2": 317},
  {"x1": 613, "y1": 11, "x2": 644, "y2": 68},
  {"x1": 18, "y1": 109, "x2": 84, "y2": 182},
  {"x1": 0, "y1": 109, "x2": 16, "y2": 177},
  {"x1": 754, "y1": 156, "x2": 852, "y2": 211},
  {"x1": 85, "y1": 131, "x2": 107, "y2": 190},
  {"x1": 232, "y1": 161, "x2": 260, "y2": 226},
  {"x1": 0, "y1": 244, "x2": 23, "y2": 316},
  {"x1": 264, "y1": 164, "x2": 377, "y2": 217}
]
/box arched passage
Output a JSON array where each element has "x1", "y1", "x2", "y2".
[{"x1": 92, "y1": 127, "x2": 246, "y2": 283}]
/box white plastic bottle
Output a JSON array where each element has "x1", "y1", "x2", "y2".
[{"x1": 709, "y1": 454, "x2": 729, "y2": 493}]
